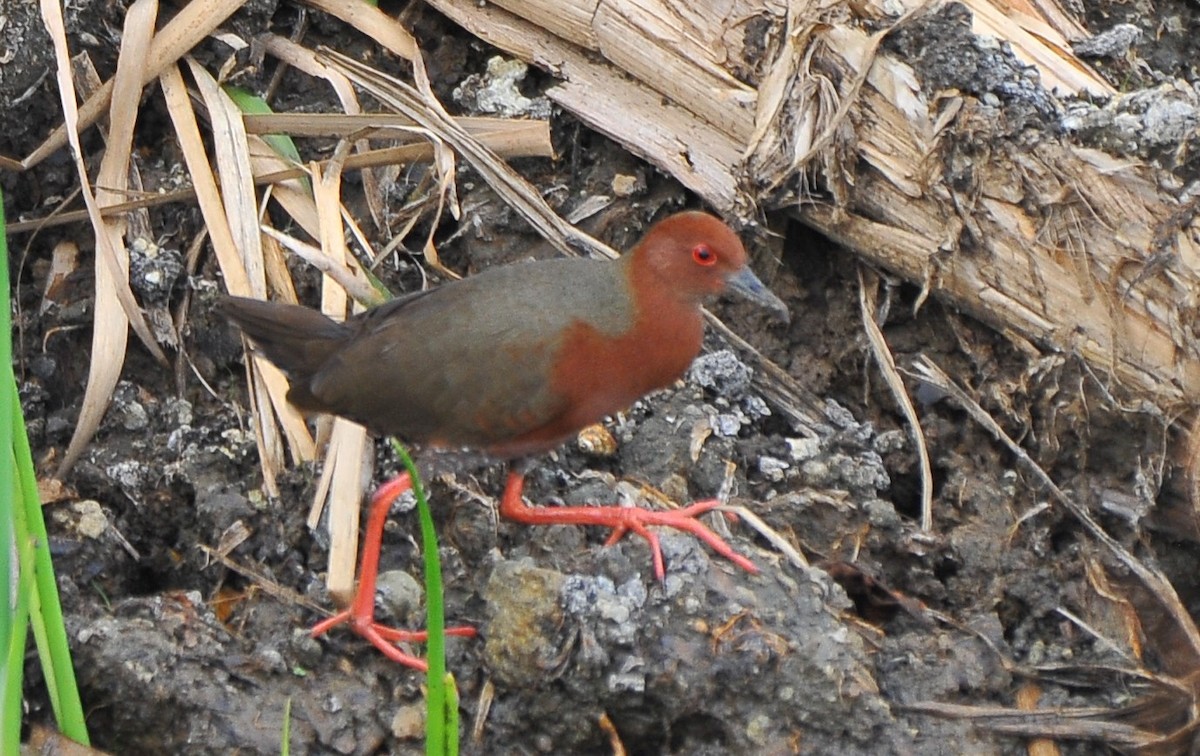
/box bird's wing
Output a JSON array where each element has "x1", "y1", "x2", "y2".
[{"x1": 306, "y1": 259, "x2": 623, "y2": 453}]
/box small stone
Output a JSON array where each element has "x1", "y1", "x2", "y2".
[
  {"x1": 689, "y1": 350, "x2": 753, "y2": 399},
  {"x1": 757, "y1": 456, "x2": 789, "y2": 482},
  {"x1": 786, "y1": 437, "x2": 821, "y2": 461},
  {"x1": 376, "y1": 570, "x2": 422, "y2": 620},
  {"x1": 741, "y1": 394, "x2": 771, "y2": 420},
  {"x1": 391, "y1": 703, "x2": 425, "y2": 739},
  {"x1": 257, "y1": 647, "x2": 287, "y2": 673},
  {"x1": 660, "y1": 473, "x2": 689, "y2": 503},
  {"x1": 863, "y1": 498, "x2": 902, "y2": 529},
  {"x1": 71, "y1": 499, "x2": 108, "y2": 539},
  {"x1": 746, "y1": 713, "x2": 772, "y2": 745},
  {"x1": 611, "y1": 173, "x2": 644, "y2": 197},
  {"x1": 291, "y1": 629, "x2": 324, "y2": 667},
  {"x1": 1072, "y1": 23, "x2": 1141, "y2": 58},
  {"x1": 452, "y1": 56, "x2": 552, "y2": 119},
  {"x1": 872, "y1": 429, "x2": 907, "y2": 454},
  {"x1": 166, "y1": 397, "x2": 194, "y2": 425},
  {"x1": 118, "y1": 400, "x2": 149, "y2": 431},
  {"x1": 106, "y1": 461, "x2": 146, "y2": 492},
  {"x1": 711, "y1": 412, "x2": 743, "y2": 437},
  {"x1": 607, "y1": 671, "x2": 646, "y2": 693},
  {"x1": 29, "y1": 354, "x2": 56, "y2": 379},
  {"x1": 1027, "y1": 639, "x2": 1046, "y2": 665},
  {"x1": 822, "y1": 400, "x2": 857, "y2": 429},
  {"x1": 484, "y1": 560, "x2": 566, "y2": 687}
]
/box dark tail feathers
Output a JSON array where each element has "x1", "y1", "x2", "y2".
[{"x1": 219, "y1": 296, "x2": 350, "y2": 388}]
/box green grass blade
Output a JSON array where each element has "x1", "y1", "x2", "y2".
[
  {"x1": 0, "y1": 186, "x2": 89, "y2": 745},
  {"x1": 20, "y1": 416, "x2": 90, "y2": 735},
  {"x1": 2, "y1": 460, "x2": 30, "y2": 756},
  {"x1": 0, "y1": 184, "x2": 19, "y2": 756},
  {"x1": 389, "y1": 440, "x2": 455, "y2": 755},
  {"x1": 280, "y1": 696, "x2": 292, "y2": 756},
  {"x1": 223, "y1": 86, "x2": 304, "y2": 164},
  {"x1": 223, "y1": 85, "x2": 310, "y2": 193},
  {"x1": 445, "y1": 673, "x2": 460, "y2": 755}
]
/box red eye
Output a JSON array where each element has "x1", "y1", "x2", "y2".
[{"x1": 692, "y1": 244, "x2": 716, "y2": 266}]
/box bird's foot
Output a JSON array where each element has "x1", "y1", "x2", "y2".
[
  {"x1": 499, "y1": 472, "x2": 758, "y2": 580},
  {"x1": 310, "y1": 472, "x2": 476, "y2": 670},
  {"x1": 311, "y1": 609, "x2": 476, "y2": 672},
  {"x1": 599, "y1": 498, "x2": 760, "y2": 580}
]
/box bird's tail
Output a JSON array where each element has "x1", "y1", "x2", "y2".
[{"x1": 219, "y1": 295, "x2": 350, "y2": 389}]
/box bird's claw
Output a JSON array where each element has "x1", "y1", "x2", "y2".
[
  {"x1": 603, "y1": 499, "x2": 759, "y2": 580},
  {"x1": 311, "y1": 609, "x2": 476, "y2": 672}
]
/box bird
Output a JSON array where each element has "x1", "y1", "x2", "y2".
[{"x1": 221, "y1": 210, "x2": 788, "y2": 668}]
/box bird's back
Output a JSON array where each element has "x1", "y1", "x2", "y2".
[{"x1": 227, "y1": 256, "x2": 637, "y2": 457}]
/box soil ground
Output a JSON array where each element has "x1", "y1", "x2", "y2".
[{"x1": 6, "y1": 0, "x2": 1200, "y2": 754}]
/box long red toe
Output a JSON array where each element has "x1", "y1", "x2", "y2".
[{"x1": 498, "y1": 471, "x2": 757, "y2": 580}]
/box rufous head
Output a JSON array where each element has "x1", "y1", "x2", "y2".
[{"x1": 632, "y1": 211, "x2": 789, "y2": 320}]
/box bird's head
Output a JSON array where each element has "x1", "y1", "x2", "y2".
[{"x1": 633, "y1": 211, "x2": 789, "y2": 322}]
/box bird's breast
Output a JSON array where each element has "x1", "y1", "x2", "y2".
[{"x1": 548, "y1": 302, "x2": 704, "y2": 432}]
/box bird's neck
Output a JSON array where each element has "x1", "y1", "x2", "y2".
[{"x1": 622, "y1": 251, "x2": 706, "y2": 380}]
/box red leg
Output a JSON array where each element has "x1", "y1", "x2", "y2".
[
  {"x1": 310, "y1": 473, "x2": 476, "y2": 670},
  {"x1": 498, "y1": 472, "x2": 758, "y2": 580}
]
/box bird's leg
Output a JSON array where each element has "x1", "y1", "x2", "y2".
[
  {"x1": 310, "y1": 473, "x2": 476, "y2": 670},
  {"x1": 498, "y1": 471, "x2": 758, "y2": 580}
]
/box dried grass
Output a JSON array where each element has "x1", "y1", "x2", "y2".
[{"x1": 41, "y1": 0, "x2": 168, "y2": 477}]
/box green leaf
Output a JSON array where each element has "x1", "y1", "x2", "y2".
[{"x1": 223, "y1": 85, "x2": 309, "y2": 192}]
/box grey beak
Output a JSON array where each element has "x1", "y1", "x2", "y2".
[{"x1": 726, "y1": 267, "x2": 790, "y2": 324}]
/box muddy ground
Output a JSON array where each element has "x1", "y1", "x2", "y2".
[{"x1": 6, "y1": 0, "x2": 1200, "y2": 754}]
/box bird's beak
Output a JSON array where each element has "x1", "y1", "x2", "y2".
[{"x1": 725, "y1": 267, "x2": 790, "y2": 324}]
